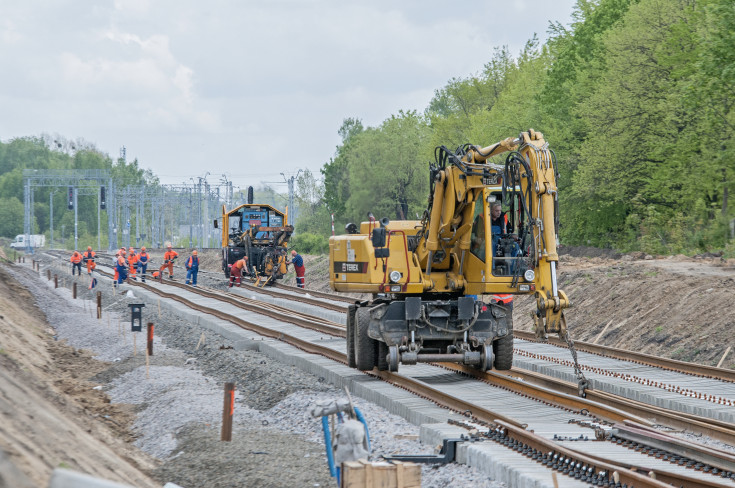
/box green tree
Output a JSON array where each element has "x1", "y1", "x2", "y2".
[{"x1": 0, "y1": 197, "x2": 23, "y2": 237}]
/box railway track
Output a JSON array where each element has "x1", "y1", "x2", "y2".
[{"x1": 36, "y1": 254, "x2": 735, "y2": 486}]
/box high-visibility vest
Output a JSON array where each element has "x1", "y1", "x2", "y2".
[
  {"x1": 70, "y1": 253, "x2": 82, "y2": 264},
  {"x1": 493, "y1": 294, "x2": 514, "y2": 304}
]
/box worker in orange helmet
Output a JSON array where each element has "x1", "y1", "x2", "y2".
[
  {"x1": 228, "y1": 256, "x2": 248, "y2": 288},
  {"x1": 115, "y1": 254, "x2": 128, "y2": 285},
  {"x1": 82, "y1": 246, "x2": 96, "y2": 274},
  {"x1": 185, "y1": 250, "x2": 199, "y2": 286},
  {"x1": 137, "y1": 246, "x2": 150, "y2": 282},
  {"x1": 70, "y1": 250, "x2": 83, "y2": 276},
  {"x1": 128, "y1": 247, "x2": 138, "y2": 280},
  {"x1": 162, "y1": 245, "x2": 178, "y2": 280}
]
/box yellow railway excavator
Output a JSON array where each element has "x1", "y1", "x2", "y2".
[
  {"x1": 215, "y1": 189, "x2": 293, "y2": 286},
  {"x1": 329, "y1": 129, "x2": 589, "y2": 395}
]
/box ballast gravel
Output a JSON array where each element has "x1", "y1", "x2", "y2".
[{"x1": 11, "y1": 260, "x2": 506, "y2": 488}]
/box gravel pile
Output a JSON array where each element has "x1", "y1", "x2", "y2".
[{"x1": 10, "y1": 259, "x2": 506, "y2": 488}]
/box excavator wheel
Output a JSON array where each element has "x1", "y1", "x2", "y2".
[
  {"x1": 493, "y1": 333, "x2": 514, "y2": 370},
  {"x1": 346, "y1": 306, "x2": 357, "y2": 368},
  {"x1": 355, "y1": 307, "x2": 376, "y2": 371},
  {"x1": 377, "y1": 341, "x2": 389, "y2": 371}
]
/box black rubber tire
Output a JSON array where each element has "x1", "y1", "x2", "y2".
[
  {"x1": 493, "y1": 332, "x2": 514, "y2": 370},
  {"x1": 355, "y1": 307, "x2": 376, "y2": 371},
  {"x1": 377, "y1": 341, "x2": 389, "y2": 371},
  {"x1": 346, "y1": 306, "x2": 357, "y2": 368}
]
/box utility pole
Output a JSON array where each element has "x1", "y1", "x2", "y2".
[
  {"x1": 50, "y1": 191, "x2": 54, "y2": 249},
  {"x1": 281, "y1": 170, "x2": 302, "y2": 226},
  {"x1": 97, "y1": 187, "x2": 101, "y2": 251},
  {"x1": 74, "y1": 187, "x2": 78, "y2": 251}
]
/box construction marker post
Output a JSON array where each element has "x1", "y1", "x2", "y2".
[
  {"x1": 221, "y1": 382, "x2": 235, "y2": 441},
  {"x1": 47, "y1": 269, "x2": 51, "y2": 280},
  {"x1": 73, "y1": 282, "x2": 77, "y2": 299},
  {"x1": 147, "y1": 323, "x2": 154, "y2": 356},
  {"x1": 54, "y1": 275, "x2": 58, "y2": 288},
  {"x1": 97, "y1": 292, "x2": 102, "y2": 319}
]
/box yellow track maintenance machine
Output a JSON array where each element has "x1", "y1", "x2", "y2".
[
  {"x1": 216, "y1": 189, "x2": 293, "y2": 286},
  {"x1": 329, "y1": 130, "x2": 589, "y2": 394}
]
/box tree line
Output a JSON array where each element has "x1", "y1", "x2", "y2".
[
  {"x1": 0, "y1": 135, "x2": 157, "y2": 248},
  {"x1": 297, "y1": 0, "x2": 734, "y2": 256}
]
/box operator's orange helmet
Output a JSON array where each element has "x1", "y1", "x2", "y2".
[
  {"x1": 87, "y1": 246, "x2": 92, "y2": 251},
  {"x1": 141, "y1": 247, "x2": 146, "y2": 251},
  {"x1": 192, "y1": 250, "x2": 198, "y2": 255},
  {"x1": 167, "y1": 244, "x2": 172, "y2": 249}
]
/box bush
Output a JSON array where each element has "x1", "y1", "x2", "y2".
[{"x1": 289, "y1": 232, "x2": 329, "y2": 255}]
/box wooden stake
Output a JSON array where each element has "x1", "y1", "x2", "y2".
[
  {"x1": 196, "y1": 333, "x2": 206, "y2": 350},
  {"x1": 717, "y1": 346, "x2": 732, "y2": 369},
  {"x1": 147, "y1": 323, "x2": 154, "y2": 356},
  {"x1": 133, "y1": 333, "x2": 137, "y2": 356},
  {"x1": 97, "y1": 292, "x2": 102, "y2": 320},
  {"x1": 221, "y1": 382, "x2": 235, "y2": 441}
]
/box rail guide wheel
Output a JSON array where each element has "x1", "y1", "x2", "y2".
[
  {"x1": 388, "y1": 345, "x2": 399, "y2": 372},
  {"x1": 479, "y1": 345, "x2": 494, "y2": 372}
]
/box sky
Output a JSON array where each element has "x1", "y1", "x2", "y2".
[{"x1": 0, "y1": 0, "x2": 577, "y2": 192}]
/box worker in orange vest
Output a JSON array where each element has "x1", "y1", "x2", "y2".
[
  {"x1": 128, "y1": 247, "x2": 139, "y2": 280},
  {"x1": 137, "y1": 247, "x2": 150, "y2": 282},
  {"x1": 114, "y1": 248, "x2": 126, "y2": 282},
  {"x1": 115, "y1": 255, "x2": 128, "y2": 285},
  {"x1": 185, "y1": 250, "x2": 199, "y2": 286},
  {"x1": 82, "y1": 246, "x2": 96, "y2": 274},
  {"x1": 162, "y1": 245, "x2": 178, "y2": 279},
  {"x1": 228, "y1": 257, "x2": 248, "y2": 288},
  {"x1": 70, "y1": 250, "x2": 83, "y2": 276}
]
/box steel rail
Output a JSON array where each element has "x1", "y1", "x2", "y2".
[
  {"x1": 268, "y1": 282, "x2": 358, "y2": 304},
  {"x1": 515, "y1": 330, "x2": 735, "y2": 383},
  {"x1": 492, "y1": 366, "x2": 735, "y2": 446},
  {"x1": 94, "y1": 267, "x2": 346, "y2": 338},
  {"x1": 496, "y1": 420, "x2": 726, "y2": 488}
]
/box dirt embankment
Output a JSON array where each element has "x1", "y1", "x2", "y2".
[
  {"x1": 0, "y1": 265, "x2": 158, "y2": 488},
  {"x1": 517, "y1": 249, "x2": 735, "y2": 368}
]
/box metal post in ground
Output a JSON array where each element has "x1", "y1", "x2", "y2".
[
  {"x1": 73, "y1": 282, "x2": 77, "y2": 299},
  {"x1": 147, "y1": 323, "x2": 154, "y2": 356},
  {"x1": 54, "y1": 275, "x2": 58, "y2": 288},
  {"x1": 221, "y1": 382, "x2": 235, "y2": 441},
  {"x1": 97, "y1": 292, "x2": 102, "y2": 319},
  {"x1": 47, "y1": 269, "x2": 51, "y2": 280}
]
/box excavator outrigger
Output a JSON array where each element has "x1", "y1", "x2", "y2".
[{"x1": 329, "y1": 129, "x2": 588, "y2": 394}]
